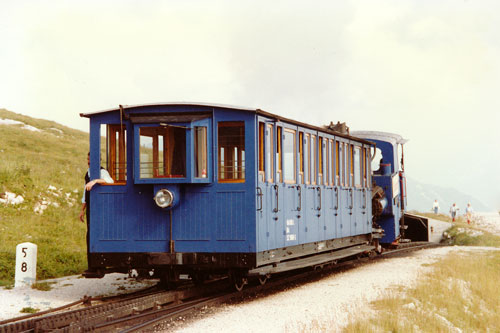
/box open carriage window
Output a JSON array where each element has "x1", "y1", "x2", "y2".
[
  {"x1": 139, "y1": 125, "x2": 186, "y2": 178},
  {"x1": 194, "y1": 127, "x2": 207, "y2": 178},
  {"x1": 102, "y1": 124, "x2": 127, "y2": 183},
  {"x1": 218, "y1": 122, "x2": 245, "y2": 182}
]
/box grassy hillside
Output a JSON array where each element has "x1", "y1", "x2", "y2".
[{"x1": 0, "y1": 109, "x2": 89, "y2": 285}]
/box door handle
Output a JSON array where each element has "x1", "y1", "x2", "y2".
[
  {"x1": 349, "y1": 188, "x2": 353, "y2": 215},
  {"x1": 316, "y1": 187, "x2": 322, "y2": 211},
  {"x1": 297, "y1": 185, "x2": 302, "y2": 212},
  {"x1": 256, "y1": 187, "x2": 263, "y2": 211},
  {"x1": 273, "y1": 185, "x2": 279, "y2": 213}
]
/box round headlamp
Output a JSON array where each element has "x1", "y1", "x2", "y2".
[{"x1": 154, "y1": 189, "x2": 174, "y2": 208}]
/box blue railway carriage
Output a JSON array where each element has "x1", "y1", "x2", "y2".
[{"x1": 81, "y1": 103, "x2": 376, "y2": 286}]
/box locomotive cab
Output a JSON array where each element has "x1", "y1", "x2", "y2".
[
  {"x1": 351, "y1": 131, "x2": 407, "y2": 244},
  {"x1": 351, "y1": 131, "x2": 428, "y2": 244}
]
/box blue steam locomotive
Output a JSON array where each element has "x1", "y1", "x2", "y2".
[{"x1": 80, "y1": 103, "x2": 425, "y2": 289}]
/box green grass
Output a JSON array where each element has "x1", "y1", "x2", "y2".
[
  {"x1": 444, "y1": 222, "x2": 500, "y2": 247},
  {"x1": 343, "y1": 251, "x2": 500, "y2": 332},
  {"x1": 0, "y1": 109, "x2": 89, "y2": 284},
  {"x1": 408, "y1": 210, "x2": 465, "y2": 223},
  {"x1": 31, "y1": 281, "x2": 56, "y2": 291},
  {"x1": 20, "y1": 307, "x2": 39, "y2": 314}
]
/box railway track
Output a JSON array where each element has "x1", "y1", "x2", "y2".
[{"x1": 0, "y1": 241, "x2": 443, "y2": 333}]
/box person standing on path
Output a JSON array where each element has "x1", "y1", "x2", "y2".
[
  {"x1": 450, "y1": 203, "x2": 459, "y2": 222},
  {"x1": 432, "y1": 199, "x2": 440, "y2": 214},
  {"x1": 465, "y1": 203, "x2": 473, "y2": 224}
]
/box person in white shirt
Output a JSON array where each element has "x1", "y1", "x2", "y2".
[
  {"x1": 449, "y1": 203, "x2": 459, "y2": 222},
  {"x1": 432, "y1": 199, "x2": 440, "y2": 214},
  {"x1": 78, "y1": 152, "x2": 113, "y2": 274},
  {"x1": 465, "y1": 203, "x2": 473, "y2": 224}
]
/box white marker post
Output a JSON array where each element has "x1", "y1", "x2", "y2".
[{"x1": 15, "y1": 242, "x2": 37, "y2": 288}]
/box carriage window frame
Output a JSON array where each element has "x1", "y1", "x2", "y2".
[
  {"x1": 283, "y1": 128, "x2": 296, "y2": 184},
  {"x1": 366, "y1": 146, "x2": 372, "y2": 187},
  {"x1": 194, "y1": 126, "x2": 208, "y2": 179},
  {"x1": 218, "y1": 121, "x2": 245, "y2": 183},
  {"x1": 266, "y1": 124, "x2": 274, "y2": 183},
  {"x1": 350, "y1": 144, "x2": 354, "y2": 187},
  {"x1": 299, "y1": 132, "x2": 304, "y2": 184},
  {"x1": 318, "y1": 137, "x2": 323, "y2": 185},
  {"x1": 324, "y1": 139, "x2": 328, "y2": 186},
  {"x1": 137, "y1": 124, "x2": 188, "y2": 180},
  {"x1": 348, "y1": 144, "x2": 352, "y2": 187},
  {"x1": 305, "y1": 133, "x2": 311, "y2": 185},
  {"x1": 276, "y1": 126, "x2": 283, "y2": 183},
  {"x1": 340, "y1": 142, "x2": 345, "y2": 187},
  {"x1": 335, "y1": 141, "x2": 340, "y2": 186},
  {"x1": 329, "y1": 139, "x2": 334, "y2": 186},
  {"x1": 132, "y1": 118, "x2": 211, "y2": 184},
  {"x1": 354, "y1": 145, "x2": 362, "y2": 188},
  {"x1": 363, "y1": 147, "x2": 367, "y2": 187},
  {"x1": 104, "y1": 124, "x2": 127, "y2": 184},
  {"x1": 258, "y1": 122, "x2": 265, "y2": 182},
  {"x1": 311, "y1": 135, "x2": 317, "y2": 185}
]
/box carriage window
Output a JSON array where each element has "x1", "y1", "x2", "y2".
[
  {"x1": 318, "y1": 137, "x2": 323, "y2": 184},
  {"x1": 350, "y1": 145, "x2": 354, "y2": 187},
  {"x1": 305, "y1": 134, "x2": 310, "y2": 184},
  {"x1": 299, "y1": 132, "x2": 304, "y2": 183},
  {"x1": 195, "y1": 127, "x2": 207, "y2": 178},
  {"x1": 335, "y1": 141, "x2": 340, "y2": 185},
  {"x1": 329, "y1": 139, "x2": 334, "y2": 186},
  {"x1": 311, "y1": 135, "x2": 317, "y2": 185},
  {"x1": 266, "y1": 124, "x2": 273, "y2": 182},
  {"x1": 258, "y1": 123, "x2": 265, "y2": 177},
  {"x1": 340, "y1": 143, "x2": 345, "y2": 186},
  {"x1": 218, "y1": 122, "x2": 245, "y2": 182},
  {"x1": 139, "y1": 126, "x2": 186, "y2": 178},
  {"x1": 354, "y1": 146, "x2": 361, "y2": 187},
  {"x1": 276, "y1": 126, "x2": 283, "y2": 182},
  {"x1": 283, "y1": 129, "x2": 296, "y2": 183},
  {"x1": 365, "y1": 147, "x2": 371, "y2": 186},
  {"x1": 105, "y1": 124, "x2": 127, "y2": 182},
  {"x1": 325, "y1": 139, "x2": 330, "y2": 186},
  {"x1": 362, "y1": 148, "x2": 367, "y2": 187}
]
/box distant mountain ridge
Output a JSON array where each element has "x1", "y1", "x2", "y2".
[{"x1": 406, "y1": 176, "x2": 491, "y2": 213}]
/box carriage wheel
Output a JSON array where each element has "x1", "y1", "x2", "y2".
[
  {"x1": 258, "y1": 274, "x2": 269, "y2": 286},
  {"x1": 234, "y1": 276, "x2": 248, "y2": 291},
  {"x1": 231, "y1": 271, "x2": 248, "y2": 292}
]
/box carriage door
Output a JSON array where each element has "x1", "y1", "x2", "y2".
[
  {"x1": 282, "y1": 126, "x2": 299, "y2": 247},
  {"x1": 304, "y1": 133, "x2": 319, "y2": 243},
  {"x1": 257, "y1": 122, "x2": 275, "y2": 251},
  {"x1": 353, "y1": 145, "x2": 364, "y2": 235},
  {"x1": 339, "y1": 141, "x2": 351, "y2": 237}
]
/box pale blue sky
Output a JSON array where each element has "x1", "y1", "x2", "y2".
[{"x1": 1, "y1": 0, "x2": 499, "y2": 209}]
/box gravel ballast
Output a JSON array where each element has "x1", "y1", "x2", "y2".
[{"x1": 1, "y1": 212, "x2": 498, "y2": 332}]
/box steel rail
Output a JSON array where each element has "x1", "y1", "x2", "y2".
[{"x1": 0, "y1": 297, "x2": 88, "y2": 333}]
